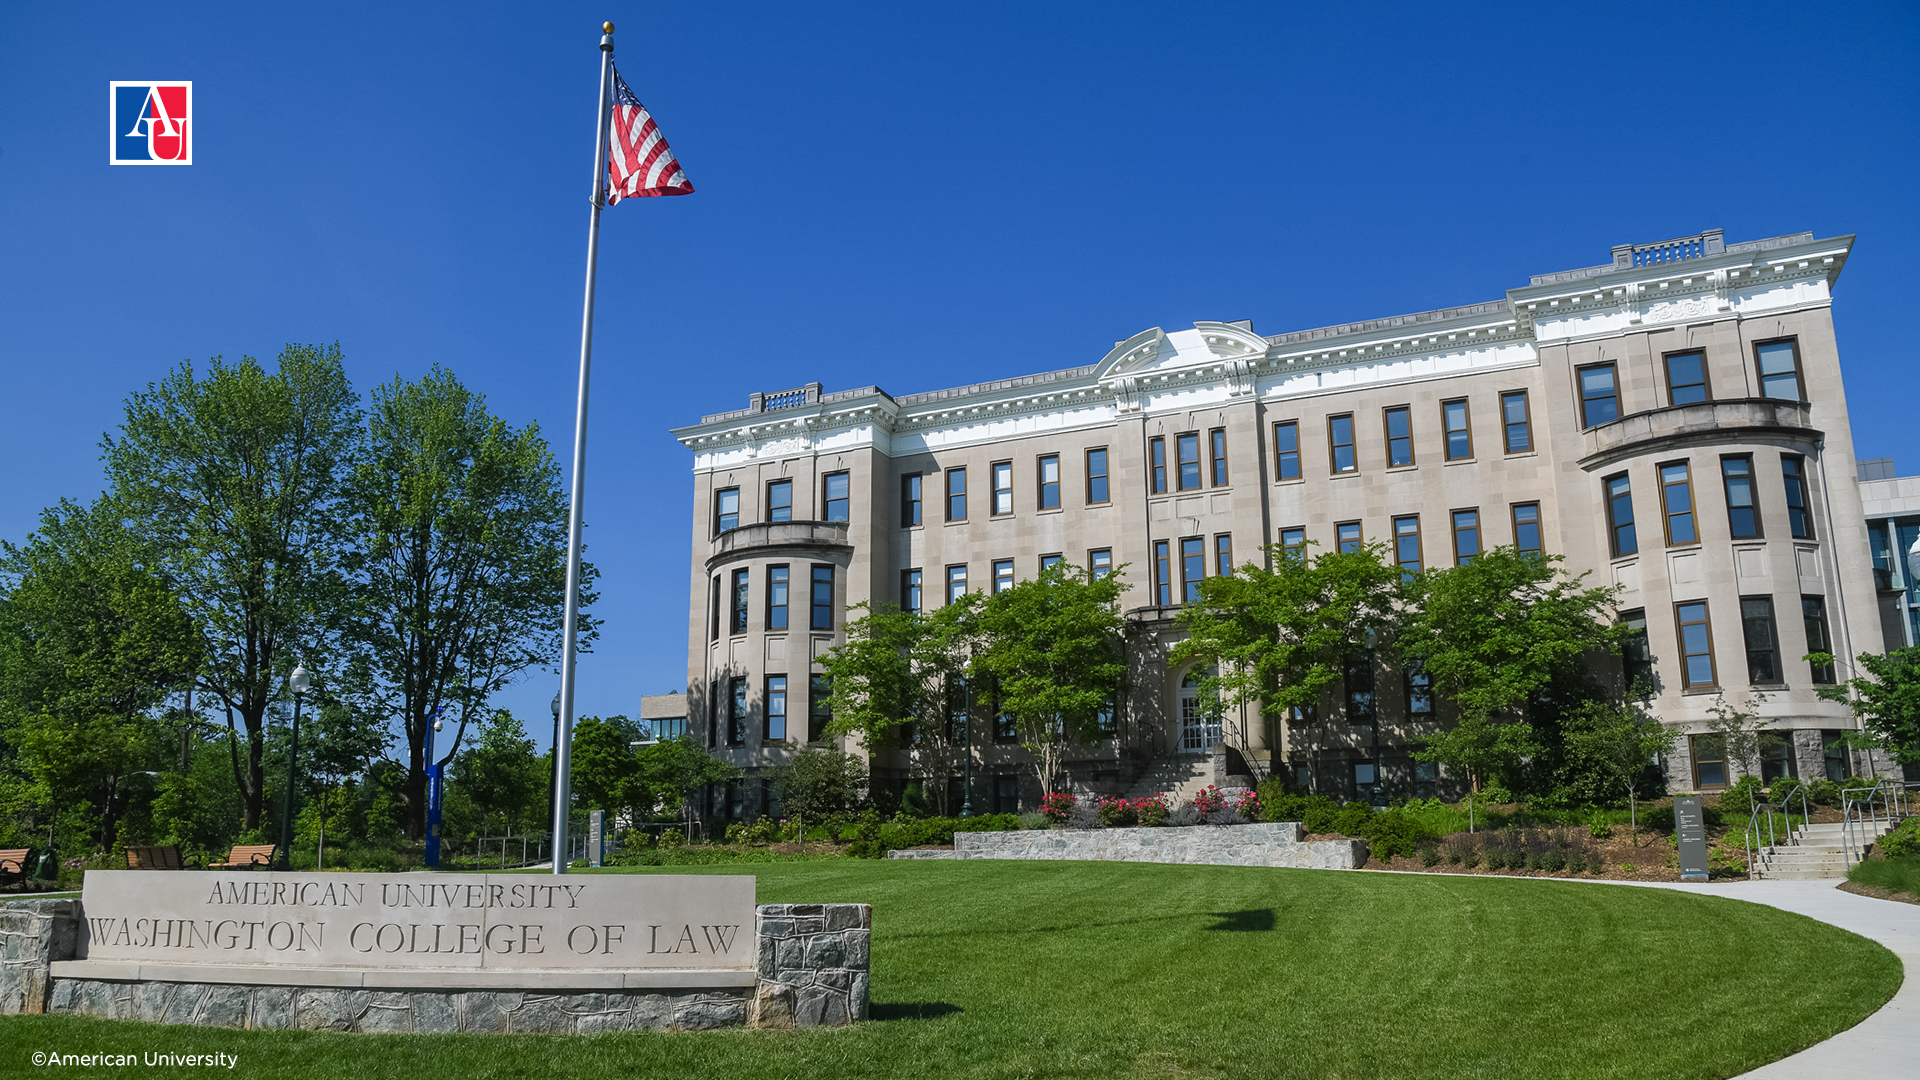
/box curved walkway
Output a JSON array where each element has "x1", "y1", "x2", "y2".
[{"x1": 1617, "y1": 880, "x2": 1918, "y2": 1079}]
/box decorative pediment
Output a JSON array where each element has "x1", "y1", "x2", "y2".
[{"x1": 1092, "y1": 327, "x2": 1169, "y2": 380}]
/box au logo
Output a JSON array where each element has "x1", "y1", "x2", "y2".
[{"x1": 110, "y1": 82, "x2": 192, "y2": 164}]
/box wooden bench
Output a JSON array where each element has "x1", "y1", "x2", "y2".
[
  {"x1": 209, "y1": 844, "x2": 276, "y2": 870},
  {"x1": 125, "y1": 845, "x2": 190, "y2": 870},
  {"x1": 0, "y1": 849, "x2": 33, "y2": 888}
]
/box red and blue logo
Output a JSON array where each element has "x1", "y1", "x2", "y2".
[{"x1": 111, "y1": 82, "x2": 192, "y2": 164}]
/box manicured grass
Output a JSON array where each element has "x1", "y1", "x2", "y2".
[
  {"x1": 1849, "y1": 855, "x2": 1920, "y2": 897},
  {"x1": 1, "y1": 862, "x2": 1900, "y2": 1080}
]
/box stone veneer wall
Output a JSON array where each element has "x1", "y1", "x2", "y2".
[
  {"x1": 0, "y1": 899, "x2": 79, "y2": 1014},
  {"x1": 0, "y1": 900, "x2": 868, "y2": 1033},
  {"x1": 890, "y1": 821, "x2": 1368, "y2": 869}
]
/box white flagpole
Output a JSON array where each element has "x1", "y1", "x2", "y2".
[{"x1": 552, "y1": 22, "x2": 616, "y2": 874}]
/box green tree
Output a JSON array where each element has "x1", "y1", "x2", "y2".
[
  {"x1": 1401, "y1": 547, "x2": 1624, "y2": 795},
  {"x1": 1172, "y1": 542, "x2": 1403, "y2": 770},
  {"x1": 103, "y1": 345, "x2": 360, "y2": 830},
  {"x1": 451, "y1": 709, "x2": 544, "y2": 834},
  {"x1": 0, "y1": 497, "x2": 200, "y2": 849},
  {"x1": 969, "y1": 562, "x2": 1127, "y2": 794},
  {"x1": 632, "y1": 735, "x2": 741, "y2": 840},
  {"x1": 1702, "y1": 691, "x2": 1779, "y2": 783},
  {"x1": 340, "y1": 366, "x2": 578, "y2": 836},
  {"x1": 1810, "y1": 646, "x2": 1920, "y2": 769},
  {"x1": 770, "y1": 748, "x2": 867, "y2": 840},
  {"x1": 1547, "y1": 698, "x2": 1676, "y2": 807},
  {"x1": 821, "y1": 600, "x2": 973, "y2": 812},
  {"x1": 567, "y1": 714, "x2": 645, "y2": 824}
]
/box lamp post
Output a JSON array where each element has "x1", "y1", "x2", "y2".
[
  {"x1": 277, "y1": 664, "x2": 310, "y2": 870},
  {"x1": 424, "y1": 710, "x2": 446, "y2": 868}
]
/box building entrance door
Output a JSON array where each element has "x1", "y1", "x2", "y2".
[{"x1": 1178, "y1": 670, "x2": 1220, "y2": 753}]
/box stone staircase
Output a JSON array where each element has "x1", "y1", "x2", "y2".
[
  {"x1": 1750, "y1": 818, "x2": 1903, "y2": 880},
  {"x1": 1122, "y1": 754, "x2": 1216, "y2": 804}
]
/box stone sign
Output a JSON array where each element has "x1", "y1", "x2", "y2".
[
  {"x1": 74, "y1": 872, "x2": 755, "y2": 980},
  {"x1": 1675, "y1": 795, "x2": 1710, "y2": 882}
]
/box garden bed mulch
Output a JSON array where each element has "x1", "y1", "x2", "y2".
[{"x1": 1838, "y1": 880, "x2": 1920, "y2": 906}]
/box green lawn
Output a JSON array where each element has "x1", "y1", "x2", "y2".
[{"x1": 2, "y1": 862, "x2": 1901, "y2": 1079}]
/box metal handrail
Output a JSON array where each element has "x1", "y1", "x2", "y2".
[
  {"x1": 1745, "y1": 782, "x2": 1818, "y2": 879},
  {"x1": 1840, "y1": 779, "x2": 1909, "y2": 869}
]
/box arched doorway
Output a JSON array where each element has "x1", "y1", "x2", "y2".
[{"x1": 1178, "y1": 669, "x2": 1221, "y2": 753}]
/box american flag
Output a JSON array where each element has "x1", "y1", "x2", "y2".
[{"x1": 606, "y1": 64, "x2": 693, "y2": 203}]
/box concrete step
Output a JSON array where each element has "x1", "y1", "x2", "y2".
[{"x1": 1760, "y1": 868, "x2": 1852, "y2": 881}]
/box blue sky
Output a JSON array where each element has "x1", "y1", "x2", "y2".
[{"x1": 3, "y1": 2, "x2": 1916, "y2": 746}]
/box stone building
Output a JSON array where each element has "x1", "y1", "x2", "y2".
[{"x1": 671, "y1": 228, "x2": 1893, "y2": 818}]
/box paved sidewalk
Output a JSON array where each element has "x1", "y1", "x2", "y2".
[{"x1": 1615, "y1": 880, "x2": 1917, "y2": 1079}]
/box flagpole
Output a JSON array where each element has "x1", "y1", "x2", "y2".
[{"x1": 552, "y1": 21, "x2": 616, "y2": 875}]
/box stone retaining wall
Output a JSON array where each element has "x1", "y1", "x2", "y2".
[
  {"x1": 888, "y1": 821, "x2": 1368, "y2": 869},
  {"x1": 0, "y1": 899, "x2": 867, "y2": 1033}
]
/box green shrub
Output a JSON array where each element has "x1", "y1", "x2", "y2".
[
  {"x1": 1639, "y1": 802, "x2": 1722, "y2": 835},
  {"x1": 1353, "y1": 808, "x2": 1439, "y2": 861},
  {"x1": 1849, "y1": 854, "x2": 1920, "y2": 895},
  {"x1": 1876, "y1": 818, "x2": 1920, "y2": 859},
  {"x1": 1717, "y1": 776, "x2": 1765, "y2": 818},
  {"x1": 1017, "y1": 812, "x2": 1051, "y2": 830},
  {"x1": 1588, "y1": 814, "x2": 1614, "y2": 840},
  {"x1": 1801, "y1": 778, "x2": 1842, "y2": 806},
  {"x1": 1417, "y1": 840, "x2": 1441, "y2": 868}
]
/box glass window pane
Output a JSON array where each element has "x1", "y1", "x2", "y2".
[
  {"x1": 1666, "y1": 353, "x2": 1708, "y2": 404},
  {"x1": 1330, "y1": 416, "x2": 1356, "y2": 473},
  {"x1": 769, "y1": 480, "x2": 793, "y2": 522},
  {"x1": 1177, "y1": 434, "x2": 1202, "y2": 490},
  {"x1": 1087, "y1": 449, "x2": 1109, "y2": 503},
  {"x1": 1757, "y1": 342, "x2": 1801, "y2": 400}
]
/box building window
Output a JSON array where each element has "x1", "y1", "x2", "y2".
[
  {"x1": 765, "y1": 675, "x2": 788, "y2": 741},
  {"x1": 1089, "y1": 549, "x2": 1112, "y2": 580},
  {"x1": 1393, "y1": 515, "x2": 1422, "y2": 576},
  {"x1": 1086, "y1": 448, "x2": 1109, "y2": 504},
  {"x1": 1154, "y1": 540, "x2": 1172, "y2": 605},
  {"x1": 1209, "y1": 428, "x2": 1229, "y2": 486},
  {"x1": 1274, "y1": 421, "x2": 1301, "y2": 480},
  {"x1": 946, "y1": 467, "x2": 967, "y2": 521},
  {"x1": 730, "y1": 568, "x2": 750, "y2": 635},
  {"x1": 729, "y1": 677, "x2": 748, "y2": 745},
  {"x1": 707, "y1": 679, "x2": 719, "y2": 747},
  {"x1": 1691, "y1": 734, "x2": 1728, "y2": 790},
  {"x1": 1406, "y1": 663, "x2": 1434, "y2": 716},
  {"x1": 1414, "y1": 761, "x2": 1438, "y2": 798},
  {"x1": 1755, "y1": 339, "x2": 1805, "y2": 401},
  {"x1": 993, "y1": 559, "x2": 1015, "y2": 594},
  {"x1": 1451, "y1": 509, "x2": 1480, "y2": 566},
  {"x1": 1328, "y1": 414, "x2": 1357, "y2": 474},
  {"x1": 994, "y1": 706, "x2": 1019, "y2": 743},
  {"x1": 808, "y1": 674, "x2": 831, "y2": 741},
  {"x1": 1665, "y1": 351, "x2": 1709, "y2": 405},
  {"x1": 902, "y1": 568, "x2": 921, "y2": 613},
  {"x1": 1782, "y1": 456, "x2": 1813, "y2": 539},
  {"x1": 1741, "y1": 597, "x2": 1780, "y2": 684},
  {"x1": 1675, "y1": 601, "x2": 1717, "y2": 690},
  {"x1": 1345, "y1": 655, "x2": 1376, "y2": 726},
  {"x1": 767, "y1": 565, "x2": 789, "y2": 630},
  {"x1": 1441, "y1": 399, "x2": 1472, "y2": 461},
  {"x1": 822, "y1": 472, "x2": 849, "y2": 522},
  {"x1": 1579, "y1": 364, "x2": 1620, "y2": 428},
  {"x1": 1501, "y1": 390, "x2": 1532, "y2": 454},
  {"x1": 715, "y1": 487, "x2": 740, "y2": 533},
  {"x1": 1511, "y1": 502, "x2": 1542, "y2": 555},
  {"x1": 1822, "y1": 730, "x2": 1850, "y2": 782},
  {"x1": 1039, "y1": 554, "x2": 1063, "y2": 575},
  {"x1": 1181, "y1": 537, "x2": 1205, "y2": 602},
  {"x1": 1149, "y1": 437, "x2": 1167, "y2": 494},
  {"x1": 992, "y1": 461, "x2": 1013, "y2": 515},
  {"x1": 1605, "y1": 473, "x2": 1637, "y2": 557},
  {"x1": 810, "y1": 565, "x2": 834, "y2": 630},
  {"x1": 1620, "y1": 610, "x2": 1652, "y2": 697},
  {"x1": 902, "y1": 474, "x2": 922, "y2": 527},
  {"x1": 1038, "y1": 455, "x2": 1060, "y2": 510},
  {"x1": 1660, "y1": 462, "x2": 1698, "y2": 546},
  {"x1": 767, "y1": 479, "x2": 793, "y2": 523},
  {"x1": 1336, "y1": 521, "x2": 1362, "y2": 554},
  {"x1": 1176, "y1": 433, "x2": 1202, "y2": 491},
  {"x1": 1722, "y1": 456, "x2": 1761, "y2": 539},
  {"x1": 1760, "y1": 737, "x2": 1796, "y2": 783},
  {"x1": 946, "y1": 564, "x2": 967, "y2": 604},
  {"x1": 1279, "y1": 527, "x2": 1306, "y2": 563},
  {"x1": 1214, "y1": 534, "x2": 1233, "y2": 577},
  {"x1": 993, "y1": 773, "x2": 1020, "y2": 813},
  {"x1": 1804, "y1": 596, "x2": 1835, "y2": 683},
  {"x1": 1384, "y1": 406, "x2": 1414, "y2": 467}
]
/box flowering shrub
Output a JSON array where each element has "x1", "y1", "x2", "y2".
[
  {"x1": 1136, "y1": 794, "x2": 1170, "y2": 827},
  {"x1": 1096, "y1": 796, "x2": 1137, "y2": 827},
  {"x1": 1233, "y1": 788, "x2": 1263, "y2": 822},
  {"x1": 1040, "y1": 791, "x2": 1077, "y2": 825},
  {"x1": 1189, "y1": 785, "x2": 1227, "y2": 815}
]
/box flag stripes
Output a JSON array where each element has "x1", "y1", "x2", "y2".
[{"x1": 607, "y1": 65, "x2": 693, "y2": 203}]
